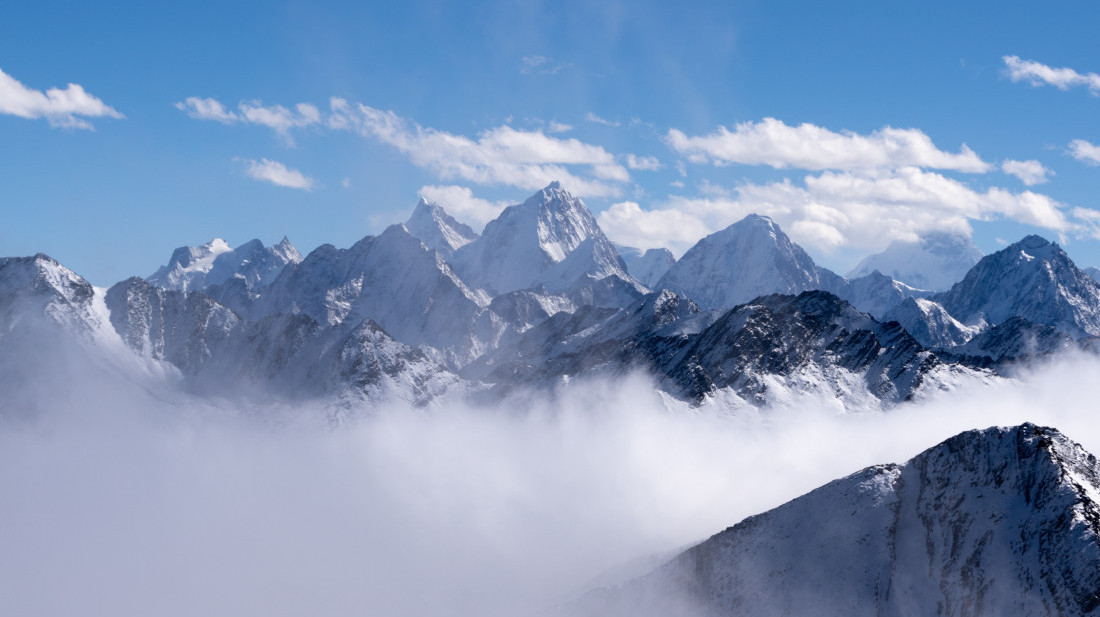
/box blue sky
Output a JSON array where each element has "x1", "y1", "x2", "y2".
[{"x1": 3, "y1": 1, "x2": 1100, "y2": 285}]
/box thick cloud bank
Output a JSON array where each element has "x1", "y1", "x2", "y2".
[{"x1": 2, "y1": 349, "x2": 1100, "y2": 616}]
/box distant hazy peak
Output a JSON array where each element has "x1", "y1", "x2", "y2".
[
  {"x1": 405, "y1": 197, "x2": 478, "y2": 257},
  {"x1": 848, "y1": 231, "x2": 983, "y2": 291},
  {"x1": 147, "y1": 237, "x2": 301, "y2": 292},
  {"x1": 617, "y1": 245, "x2": 676, "y2": 288}
]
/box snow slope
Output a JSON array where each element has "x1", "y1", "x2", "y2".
[{"x1": 655, "y1": 214, "x2": 825, "y2": 310}]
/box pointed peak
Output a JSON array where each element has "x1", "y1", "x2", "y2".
[
  {"x1": 714, "y1": 213, "x2": 786, "y2": 241},
  {"x1": 413, "y1": 196, "x2": 438, "y2": 212},
  {"x1": 1015, "y1": 234, "x2": 1055, "y2": 250},
  {"x1": 530, "y1": 181, "x2": 577, "y2": 205},
  {"x1": 205, "y1": 238, "x2": 233, "y2": 253},
  {"x1": 741, "y1": 213, "x2": 776, "y2": 225},
  {"x1": 408, "y1": 196, "x2": 459, "y2": 225},
  {"x1": 524, "y1": 182, "x2": 589, "y2": 217},
  {"x1": 31, "y1": 252, "x2": 60, "y2": 266},
  {"x1": 405, "y1": 196, "x2": 478, "y2": 256}
]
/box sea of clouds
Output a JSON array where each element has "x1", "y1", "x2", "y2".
[{"x1": 2, "y1": 335, "x2": 1099, "y2": 616}]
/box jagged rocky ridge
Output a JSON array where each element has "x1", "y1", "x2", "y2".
[
  {"x1": 468, "y1": 289, "x2": 986, "y2": 406},
  {"x1": 147, "y1": 237, "x2": 302, "y2": 292},
  {"x1": 4, "y1": 183, "x2": 1100, "y2": 410},
  {"x1": 578, "y1": 423, "x2": 1100, "y2": 617}
]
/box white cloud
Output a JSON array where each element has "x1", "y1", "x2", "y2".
[
  {"x1": 598, "y1": 201, "x2": 712, "y2": 252},
  {"x1": 0, "y1": 67, "x2": 123, "y2": 130},
  {"x1": 239, "y1": 101, "x2": 321, "y2": 136},
  {"x1": 667, "y1": 118, "x2": 991, "y2": 173},
  {"x1": 1001, "y1": 159, "x2": 1052, "y2": 186},
  {"x1": 177, "y1": 96, "x2": 321, "y2": 144},
  {"x1": 175, "y1": 97, "x2": 238, "y2": 124},
  {"x1": 1071, "y1": 207, "x2": 1100, "y2": 241},
  {"x1": 330, "y1": 99, "x2": 630, "y2": 197},
  {"x1": 625, "y1": 154, "x2": 662, "y2": 171},
  {"x1": 1069, "y1": 139, "x2": 1100, "y2": 165},
  {"x1": 240, "y1": 158, "x2": 314, "y2": 190},
  {"x1": 417, "y1": 185, "x2": 510, "y2": 230},
  {"x1": 182, "y1": 96, "x2": 633, "y2": 196},
  {"x1": 586, "y1": 112, "x2": 621, "y2": 127},
  {"x1": 1003, "y1": 55, "x2": 1100, "y2": 95},
  {"x1": 599, "y1": 168, "x2": 1072, "y2": 256}
]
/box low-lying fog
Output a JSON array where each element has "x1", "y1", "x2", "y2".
[{"x1": 2, "y1": 345, "x2": 1099, "y2": 616}]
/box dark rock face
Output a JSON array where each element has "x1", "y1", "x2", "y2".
[
  {"x1": 579, "y1": 424, "x2": 1100, "y2": 617},
  {"x1": 106, "y1": 277, "x2": 240, "y2": 372},
  {"x1": 471, "y1": 289, "x2": 972, "y2": 405},
  {"x1": 653, "y1": 291, "x2": 941, "y2": 403}
]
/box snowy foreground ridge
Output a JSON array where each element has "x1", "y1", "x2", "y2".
[
  {"x1": 4, "y1": 181, "x2": 1100, "y2": 410},
  {"x1": 577, "y1": 423, "x2": 1100, "y2": 617}
]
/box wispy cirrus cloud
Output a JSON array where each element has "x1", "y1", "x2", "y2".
[
  {"x1": 520, "y1": 55, "x2": 568, "y2": 75},
  {"x1": 328, "y1": 98, "x2": 630, "y2": 197},
  {"x1": 1003, "y1": 55, "x2": 1100, "y2": 95},
  {"x1": 239, "y1": 158, "x2": 314, "y2": 190},
  {"x1": 1001, "y1": 159, "x2": 1052, "y2": 186},
  {"x1": 585, "y1": 112, "x2": 621, "y2": 127},
  {"x1": 176, "y1": 97, "x2": 321, "y2": 143},
  {"x1": 0, "y1": 67, "x2": 123, "y2": 130},
  {"x1": 667, "y1": 118, "x2": 991, "y2": 173},
  {"x1": 180, "y1": 94, "x2": 633, "y2": 197}
]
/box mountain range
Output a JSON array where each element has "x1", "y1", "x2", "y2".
[{"x1": 3, "y1": 181, "x2": 1100, "y2": 411}]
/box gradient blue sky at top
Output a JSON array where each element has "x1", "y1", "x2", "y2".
[{"x1": 2, "y1": 0, "x2": 1100, "y2": 285}]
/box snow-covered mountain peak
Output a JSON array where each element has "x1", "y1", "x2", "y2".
[
  {"x1": 1011, "y1": 234, "x2": 1061, "y2": 262},
  {"x1": 935, "y1": 234, "x2": 1100, "y2": 337},
  {"x1": 149, "y1": 237, "x2": 301, "y2": 292},
  {"x1": 405, "y1": 197, "x2": 478, "y2": 257},
  {"x1": 0, "y1": 254, "x2": 109, "y2": 344},
  {"x1": 0, "y1": 253, "x2": 93, "y2": 306},
  {"x1": 168, "y1": 238, "x2": 232, "y2": 270},
  {"x1": 519, "y1": 181, "x2": 603, "y2": 262},
  {"x1": 848, "y1": 231, "x2": 983, "y2": 291},
  {"x1": 450, "y1": 182, "x2": 630, "y2": 295},
  {"x1": 272, "y1": 236, "x2": 302, "y2": 262},
  {"x1": 654, "y1": 213, "x2": 822, "y2": 310},
  {"x1": 583, "y1": 422, "x2": 1100, "y2": 617}
]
